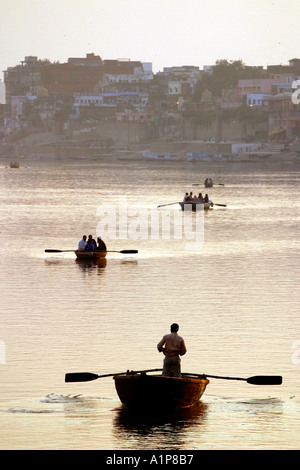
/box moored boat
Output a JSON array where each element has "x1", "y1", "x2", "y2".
[
  {"x1": 75, "y1": 250, "x2": 107, "y2": 261},
  {"x1": 113, "y1": 371, "x2": 209, "y2": 409},
  {"x1": 142, "y1": 152, "x2": 182, "y2": 161},
  {"x1": 10, "y1": 161, "x2": 20, "y2": 168},
  {"x1": 179, "y1": 201, "x2": 213, "y2": 211}
]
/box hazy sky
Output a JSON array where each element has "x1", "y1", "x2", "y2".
[{"x1": 1, "y1": 0, "x2": 299, "y2": 77}]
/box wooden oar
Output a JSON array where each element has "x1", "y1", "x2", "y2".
[
  {"x1": 107, "y1": 250, "x2": 138, "y2": 254},
  {"x1": 192, "y1": 183, "x2": 225, "y2": 186},
  {"x1": 157, "y1": 202, "x2": 180, "y2": 208},
  {"x1": 187, "y1": 373, "x2": 282, "y2": 385},
  {"x1": 157, "y1": 201, "x2": 227, "y2": 208},
  {"x1": 65, "y1": 368, "x2": 163, "y2": 382},
  {"x1": 45, "y1": 249, "x2": 138, "y2": 254},
  {"x1": 65, "y1": 369, "x2": 282, "y2": 385},
  {"x1": 45, "y1": 249, "x2": 75, "y2": 252}
]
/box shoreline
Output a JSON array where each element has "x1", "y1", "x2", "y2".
[
  {"x1": 1, "y1": 151, "x2": 300, "y2": 166},
  {"x1": 1, "y1": 131, "x2": 300, "y2": 165}
]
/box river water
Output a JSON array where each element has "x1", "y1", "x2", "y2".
[{"x1": 0, "y1": 154, "x2": 299, "y2": 451}]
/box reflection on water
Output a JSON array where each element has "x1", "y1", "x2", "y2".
[
  {"x1": 0, "y1": 157, "x2": 299, "y2": 450},
  {"x1": 76, "y1": 257, "x2": 107, "y2": 272},
  {"x1": 113, "y1": 402, "x2": 209, "y2": 450}
]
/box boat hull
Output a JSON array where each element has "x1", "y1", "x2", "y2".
[
  {"x1": 179, "y1": 202, "x2": 213, "y2": 211},
  {"x1": 113, "y1": 373, "x2": 209, "y2": 409},
  {"x1": 10, "y1": 161, "x2": 20, "y2": 168},
  {"x1": 75, "y1": 250, "x2": 107, "y2": 261}
]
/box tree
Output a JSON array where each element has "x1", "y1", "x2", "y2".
[{"x1": 194, "y1": 59, "x2": 265, "y2": 99}]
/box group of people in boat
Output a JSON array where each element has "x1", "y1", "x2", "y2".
[
  {"x1": 78, "y1": 234, "x2": 107, "y2": 252},
  {"x1": 183, "y1": 191, "x2": 211, "y2": 204}
]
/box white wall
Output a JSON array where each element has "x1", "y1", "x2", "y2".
[{"x1": 0, "y1": 81, "x2": 5, "y2": 104}]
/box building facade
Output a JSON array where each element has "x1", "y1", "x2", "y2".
[{"x1": 263, "y1": 92, "x2": 300, "y2": 141}]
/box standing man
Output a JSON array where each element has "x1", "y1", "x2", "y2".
[{"x1": 157, "y1": 323, "x2": 187, "y2": 377}]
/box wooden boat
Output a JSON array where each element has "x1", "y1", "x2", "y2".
[
  {"x1": 75, "y1": 250, "x2": 107, "y2": 261},
  {"x1": 179, "y1": 201, "x2": 213, "y2": 211},
  {"x1": 113, "y1": 371, "x2": 209, "y2": 409},
  {"x1": 142, "y1": 152, "x2": 182, "y2": 161},
  {"x1": 10, "y1": 161, "x2": 20, "y2": 168}
]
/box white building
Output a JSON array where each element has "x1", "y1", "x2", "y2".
[
  {"x1": 73, "y1": 91, "x2": 149, "y2": 117},
  {"x1": 0, "y1": 80, "x2": 5, "y2": 104},
  {"x1": 11, "y1": 93, "x2": 37, "y2": 118},
  {"x1": 104, "y1": 62, "x2": 153, "y2": 84},
  {"x1": 168, "y1": 81, "x2": 182, "y2": 95},
  {"x1": 246, "y1": 93, "x2": 271, "y2": 107}
]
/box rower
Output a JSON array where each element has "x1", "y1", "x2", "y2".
[
  {"x1": 96, "y1": 237, "x2": 107, "y2": 252},
  {"x1": 157, "y1": 323, "x2": 187, "y2": 378}
]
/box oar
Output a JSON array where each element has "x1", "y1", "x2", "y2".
[
  {"x1": 187, "y1": 373, "x2": 282, "y2": 385},
  {"x1": 65, "y1": 369, "x2": 282, "y2": 386},
  {"x1": 45, "y1": 249, "x2": 75, "y2": 253},
  {"x1": 212, "y1": 203, "x2": 227, "y2": 207},
  {"x1": 65, "y1": 368, "x2": 163, "y2": 383},
  {"x1": 192, "y1": 183, "x2": 225, "y2": 186},
  {"x1": 157, "y1": 202, "x2": 180, "y2": 208},
  {"x1": 107, "y1": 250, "x2": 138, "y2": 254},
  {"x1": 45, "y1": 249, "x2": 138, "y2": 254}
]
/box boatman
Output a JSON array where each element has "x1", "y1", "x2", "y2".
[
  {"x1": 96, "y1": 236, "x2": 107, "y2": 252},
  {"x1": 157, "y1": 323, "x2": 187, "y2": 378}
]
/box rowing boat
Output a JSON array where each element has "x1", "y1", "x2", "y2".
[
  {"x1": 179, "y1": 201, "x2": 213, "y2": 211},
  {"x1": 10, "y1": 161, "x2": 20, "y2": 168},
  {"x1": 75, "y1": 250, "x2": 107, "y2": 261},
  {"x1": 113, "y1": 371, "x2": 209, "y2": 409}
]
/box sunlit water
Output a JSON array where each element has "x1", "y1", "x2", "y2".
[{"x1": 0, "y1": 155, "x2": 299, "y2": 450}]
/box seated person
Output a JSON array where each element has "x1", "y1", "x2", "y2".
[
  {"x1": 96, "y1": 237, "x2": 107, "y2": 252},
  {"x1": 78, "y1": 235, "x2": 87, "y2": 251},
  {"x1": 85, "y1": 235, "x2": 95, "y2": 252}
]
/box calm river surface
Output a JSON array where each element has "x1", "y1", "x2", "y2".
[{"x1": 0, "y1": 154, "x2": 299, "y2": 450}]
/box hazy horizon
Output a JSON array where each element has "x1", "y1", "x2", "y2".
[{"x1": 1, "y1": 0, "x2": 299, "y2": 79}]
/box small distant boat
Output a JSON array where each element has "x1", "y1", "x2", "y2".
[
  {"x1": 179, "y1": 201, "x2": 213, "y2": 211},
  {"x1": 113, "y1": 371, "x2": 209, "y2": 410},
  {"x1": 10, "y1": 161, "x2": 20, "y2": 168},
  {"x1": 142, "y1": 152, "x2": 182, "y2": 161},
  {"x1": 75, "y1": 250, "x2": 107, "y2": 261}
]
